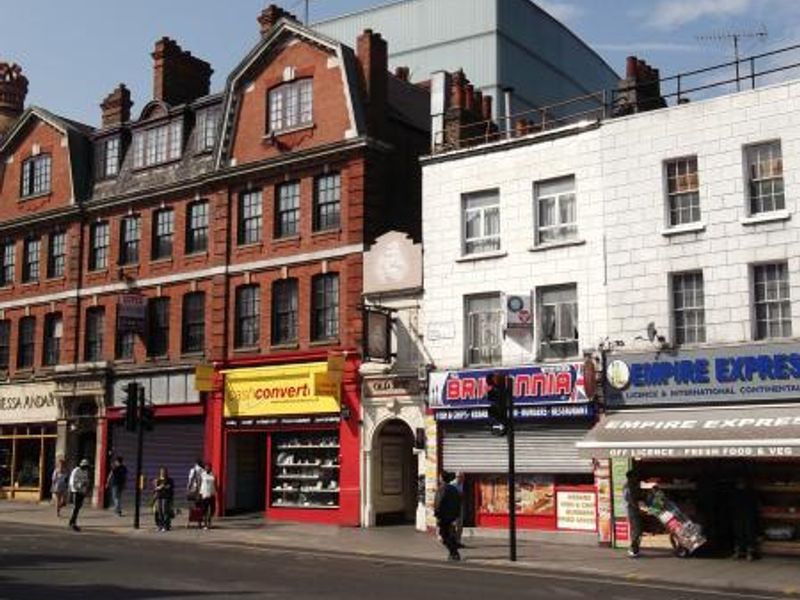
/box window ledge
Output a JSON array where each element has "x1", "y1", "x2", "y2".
[
  {"x1": 114, "y1": 358, "x2": 135, "y2": 365},
  {"x1": 87, "y1": 268, "x2": 109, "y2": 275},
  {"x1": 19, "y1": 191, "x2": 52, "y2": 202},
  {"x1": 273, "y1": 234, "x2": 301, "y2": 245},
  {"x1": 310, "y1": 339, "x2": 339, "y2": 347},
  {"x1": 150, "y1": 257, "x2": 173, "y2": 265},
  {"x1": 529, "y1": 238, "x2": 586, "y2": 253},
  {"x1": 233, "y1": 346, "x2": 260, "y2": 354},
  {"x1": 236, "y1": 242, "x2": 263, "y2": 251},
  {"x1": 46, "y1": 275, "x2": 66, "y2": 282},
  {"x1": 264, "y1": 123, "x2": 315, "y2": 140},
  {"x1": 180, "y1": 352, "x2": 206, "y2": 361},
  {"x1": 740, "y1": 210, "x2": 791, "y2": 226},
  {"x1": 456, "y1": 250, "x2": 508, "y2": 263},
  {"x1": 185, "y1": 250, "x2": 209, "y2": 259},
  {"x1": 20, "y1": 281, "x2": 40, "y2": 287},
  {"x1": 311, "y1": 228, "x2": 341, "y2": 237},
  {"x1": 660, "y1": 222, "x2": 706, "y2": 237},
  {"x1": 270, "y1": 342, "x2": 300, "y2": 351}
]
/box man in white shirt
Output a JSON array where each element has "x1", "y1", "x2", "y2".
[
  {"x1": 199, "y1": 463, "x2": 217, "y2": 530},
  {"x1": 68, "y1": 459, "x2": 91, "y2": 532}
]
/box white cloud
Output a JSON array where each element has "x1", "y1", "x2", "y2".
[
  {"x1": 536, "y1": 1, "x2": 585, "y2": 23},
  {"x1": 643, "y1": 0, "x2": 752, "y2": 30}
]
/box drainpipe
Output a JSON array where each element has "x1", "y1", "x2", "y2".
[{"x1": 503, "y1": 87, "x2": 514, "y2": 139}]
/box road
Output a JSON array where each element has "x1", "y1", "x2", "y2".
[{"x1": 0, "y1": 522, "x2": 785, "y2": 600}]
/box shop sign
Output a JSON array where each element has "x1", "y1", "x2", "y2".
[
  {"x1": 364, "y1": 376, "x2": 420, "y2": 398},
  {"x1": 225, "y1": 414, "x2": 340, "y2": 428},
  {"x1": 0, "y1": 382, "x2": 58, "y2": 424},
  {"x1": 428, "y1": 362, "x2": 591, "y2": 409},
  {"x1": 434, "y1": 403, "x2": 593, "y2": 422},
  {"x1": 606, "y1": 342, "x2": 800, "y2": 407},
  {"x1": 506, "y1": 294, "x2": 532, "y2": 330},
  {"x1": 117, "y1": 294, "x2": 146, "y2": 333},
  {"x1": 556, "y1": 490, "x2": 597, "y2": 531},
  {"x1": 223, "y1": 362, "x2": 340, "y2": 418},
  {"x1": 194, "y1": 365, "x2": 214, "y2": 392}
]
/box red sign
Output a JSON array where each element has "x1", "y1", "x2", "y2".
[{"x1": 614, "y1": 519, "x2": 630, "y2": 542}]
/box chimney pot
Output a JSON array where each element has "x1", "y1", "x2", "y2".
[
  {"x1": 0, "y1": 62, "x2": 28, "y2": 138},
  {"x1": 151, "y1": 37, "x2": 213, "y2": 106},
  {"x1": 100, "y1": 83, "x2": 133, "y2": 128},
  {"x1": 258, "y1": 4, "x2": 298, "y2": 36}
]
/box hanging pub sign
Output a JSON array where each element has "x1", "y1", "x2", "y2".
[
  {"x1": 117, "y1": 294, "x2": 146, "y2": 333},
  {"x1": 362, "y1": 305, "x2": 394, "y2": 363},
  {"x1": 506, "y1": 293, "x2": 533, "y2": 330}
]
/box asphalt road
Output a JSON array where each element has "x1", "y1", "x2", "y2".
[{"x1": 0, "y1": 522, "x2": 786, "y2": 600}]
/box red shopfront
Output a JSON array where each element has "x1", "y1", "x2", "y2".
[{"x1": 206, "y1": 354, "x2": 360, "y2": 526}]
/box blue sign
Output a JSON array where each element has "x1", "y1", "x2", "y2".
[{"x1": 606, "y1": 343, "x2": 800, "y2": 407}]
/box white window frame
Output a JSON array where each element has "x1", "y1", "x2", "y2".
[
  {"x1": 745, "y1": 140, "x2": 784, "y2": 215},
  {"x1": 534, "y1": 176, "x2": 577, "y2": 245},
  {"x1": 537, "y1": 284, "x2": 578, "y2": 360},
  {"x1": 268, "y1": 79, "x2": 313, "y2": 133},
  {"x1": 133, "y1": 119, "x2": 183, "y2": 168},
  {"x1": 753, "y1": 262, "x2": 792, "y2": 340},
  {"x1": 672, "y1": 271, "x2": 706, "y2": 345},
  {"x1": 665, "y1": 156, "x2": 701, "y2": 227},
  {"x1": 462, "y1": 189, "x2": 500, "y2": 256},
  {"x1": 464, "y1": 293, "x2": 503, "y2": 367}
]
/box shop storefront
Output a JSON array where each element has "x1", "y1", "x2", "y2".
[
  {"x1": 0, "y1": 382, "x2": 59, "y2": 501},
  {"x1": 581, "y1": 342, "x2": 800, "y2": 556},
  {"x1": 214, "y1": 357, "x2": 360, "y2": 526},
  {"x1": 429, "y1": 361, "x2": 598, "y2": 538}
]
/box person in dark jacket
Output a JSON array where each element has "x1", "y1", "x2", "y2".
[
  {"x1": 434, "y1": 471, "x2": 463, "y2": 561},
  {"x1": 731, "y1": 476, "x2": 760, "y2": 560},
  {"x1": 153, "y1": 467, "x2": 175, "y2": 532},
  {"x1": 623, "y1": 470, "x2": 644, "y2": 558}
]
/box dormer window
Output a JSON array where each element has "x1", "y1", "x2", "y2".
[
  {"x1": 268, "y1": 79, "x2": 312, "y2": 134},
  {"x1": 132, "y1": 119, "x2": 183, "y2": 169},
  {"x1": 96, "y1": 136, "x2": 121, "y2": 180},
  {"x1": 21, "y1": 154, "x2": 51, "y2": 198},
  {"x1": 196, "y1": 107, "x2": 220, "y2": 153}
]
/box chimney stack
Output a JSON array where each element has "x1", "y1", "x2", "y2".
[
  {"x1": 0, "y1": 62, "x2": 28, "y2": 138},
  {"x1": 258, "y1": 4, "x2": 298, "y2": 37},
  {"x1": 440, "y1": 70, "x2": 497, "y2": 150},
  {"x1": 615, "y1": 55, "x2": 666, "y2": 115},
  {"x1": 394, "y1": 66, "x2": 410, "y2": 82},
  {"x1": 100, "y1": 84, "x2": 133, "y2": 128},
  {"x1": 356, "y1": 29, "x2": 388, "y2": 136},
  {"x1": 151, "y1": 37, "x2": 213, "y2": 106}
]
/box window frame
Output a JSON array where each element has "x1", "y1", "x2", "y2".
[
  {"x1": 43, "y1": 312, "x2": 62, "y2": 367},
  {"x1": 464, "y1": 293, "x2": 503, "y2": 367},
  {"x1": 311, "y1": 273, "x2": 339, "y2": 341},
  {"x1": 672, "y1": 271, "x2": 706, "y2": 345},
  {"x1": 146, "y1": 297, "x2": 170, "y2": 358},
  {"x1": 538, "y1": 284, "x2": 579, "y2": 360},
  {"x1": 313, "y1": 173, "x2": 341, "y2": 232},
  {"x1": 103, "y1": 136, "x2": 121, "y2": 178},
  {"x1": 20, "y1": 154, "x2": 52, "y2": 198},
  {"x1": 115, "y1": 328, "x2": 136, "y2": 361},
  {"x1": 47, "y1": 231, "x2": 66, "y2": 279},
  {"x1": 267, "y1": 78, "x2": 313, "y2": 134},
  {"x1": 89, "y1": 221, "x2": 109, "y2": 271},
  {"x1": 17, "y1": 316, "x2": 35, "y2": 370},
  {"x1": 181, "y1": 292, "x2": 205, "y2": 354},
  {"x1": 275, "y1": 181, "x2": 300, "y2": 239},
  {"x1": 753, "y1": 262, "x2": 792, "y2": 340},
  {"x1": 272, "y1": 278, "x2": 299, "y2": 345},
  {"x1": 132, "y1": 120, "x2": 183, "y2": 169},
  {"x1": 745, "y1": 140, "x2": 785, "y2": 216},
  {"x1": 119, "y1": 215, "x2": 140, "y2": 266},
  {"x1": 21, "y1": 237, "x2": 40, "y2": 283},
  {"x1": 235, "y1": 285, "x2": 260, "y2": 348},
  {"x1": 84, "y1": 307, "x2": 105, "y2": 363},
  {"x1": 151, "y1": 208, "x2": 174, "y2": 261},
  {"x1": 0, "y1": 241, "x2": 14, "y2": 287},
  {"x1": 186, "y1": 200, "x2": 209, "y2": 254},
  {"x1": 0, "y1": 320, "x2": 10, "y2": 370},
  {"x1": 534, "y1": 176, "x2": 577, "y2": 245},
  {"x1": 196, "y1": 107, "x2": 220, "y2": 153},
  {"x1": 665, "y1": 156, "x2": 701, "y2": 227},
  {"x1": 237, "y1": 191, "x2": 262, "y2": 246},
  {"x1": 462, "y1": 189, "x2": 501, "y2": 256}
]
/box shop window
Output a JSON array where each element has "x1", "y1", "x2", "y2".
[
  {"x1": 746, "y1": 140, "x2": 784, "y2": 215},
  {"x1": 182, "y1": 292, "x2": 205, "y2": 354},
  {"x1": 119, "y1": 215, "x2": 140, "y2": 265},
  {"x1": 665, "y1": 156, "x2": 701, "y2": 227},
  {"x1": 272, "y1": 278, "x2": 298, "y2": 345},
  {"x1": 47, "y1": 231, "x2": 66, "y2": 278},
  {"x1": 147, "y1": 298, "x2": 170, "y2": 357},
  {"x1": 313, "y1": 173, "x2": 341, "y2": 232},
  {"x1": 151, "y1": 208, "x2": 174, "y2": 260},
  {"x1": 534, "y1": 176, "x2": 576, "y2": 245},
  {"x1": 89, "y1": 221, "x2": 109, "y2": 271},
  {"x1": 464, "y1": 294, "x2": 502, "y2": 366},
  {"x1": 268, "y1": 79, "x2": 313, "y2": 134},
  {"x1": 237, "y1": 191, "x2": 262, "y2": 245},
  {"x1": 85, "y1": 307, "x2": 105, "y2": 362},
  {"x1": 463, "y1": 190, "x2": 500, "y2": 256},
  {"x1": 538, "y1": 284, "x2": 578, "y2": 359},
  {"x1": 43, "y1": 312, "x2": 62, "y2": 367},
  {"x1": 672, "y1": 272, "x2": 706, "y2": 345},
  {"x1": 17, "y1": 316, "x2": 35, "y2": 369},
  {"x1": 275, "y1": 181, "x2": 300, "y2": 239},
  {"x1": 0, "y1": 241, "x2": 14, "y2": 286},
  {"x1": 311, "y1": 273, "x2": 339, "y2": 341},
  {"x1": 271, "y1": 431, "x2": 339, "y2": 509},
  {"x1": 753, "y1": 262, "x2": 792, "y2": 339},
  {"x1": 235, "y1": 285, "x2": 260, "y2": 348},
  {"x1": 0, "y1": 320, "x2": 9, "y2": 370},
  {"x1": 22, "y1": 237, "x2": 40, "y2": 283},
  {"x1": 21, "y1": 154, "x2": 51, "y2": 198},
  {"x1": 186, "y1": 200, "x2": 209, "y2": 254}
]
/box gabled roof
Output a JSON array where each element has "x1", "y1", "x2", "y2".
[
  {"x1": 0, "y1": 106, "x2": 94, "y2": 202},
  {"x1": 214, "y1": 18, "x2": 365, "y2": 169}
]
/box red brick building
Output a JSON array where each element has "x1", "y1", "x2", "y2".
[{"x1": 0, "y1": 7, "x2": 429, "y2": 526}]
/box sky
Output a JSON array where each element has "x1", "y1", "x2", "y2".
[{"x1": 2, "y1": 0, "x2": 799, "y2": 126}]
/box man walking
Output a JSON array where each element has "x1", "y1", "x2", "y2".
[
  {"x1": 105, "y1": 456, "x2": 128, "y2": 516},
  {"x1": 624, "y1": 469, "x2": 644, "y2": 558},
  {"x1": 434, "y1": 471, "x2": 463, "y2": 561},
  {"x1": 68, "y1": 459, "x2": 91, "y2": 532}
]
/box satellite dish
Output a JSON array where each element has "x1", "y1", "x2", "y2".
[{"x1": 646, "y1": 322, "x2": 658, "y2": 343}]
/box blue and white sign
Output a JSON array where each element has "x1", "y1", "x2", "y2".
[{"x1": 606, "y1": 343, "x2": 800, "y2": 407}]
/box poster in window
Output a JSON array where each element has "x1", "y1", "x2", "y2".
[{"x1": 478, "y1": 476, "x2": 555, "y2": 515}]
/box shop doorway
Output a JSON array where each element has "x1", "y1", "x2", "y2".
[
  {"x1": 226, "y1": 433, "x2": 267, "y2": 515},
  {"x1": 372, "y1": 420, "x2": 417, "y2": 526}
]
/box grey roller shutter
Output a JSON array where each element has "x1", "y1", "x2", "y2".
[{"x1": 442, "y1": 423, "x2": 592, "y2": 474}]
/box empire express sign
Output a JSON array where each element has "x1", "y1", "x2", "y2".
[{"x1": 223, "y1": 362, "x2": 340, "y2": 418}]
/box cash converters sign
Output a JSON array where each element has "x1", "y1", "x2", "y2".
[
  {"x1": 224, "y1": 362, "x2": 340, "y2": 417},
  {"x1": 606, "y1": 343, "x2": 800, "y2": 407},
  {"x1": 428, "y1": 362, "x2": 589, "y2": 409}
]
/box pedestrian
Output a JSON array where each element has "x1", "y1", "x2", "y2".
[
  {"x1": 454, "y1": 471, "x2": 466, "y2": 549},
  {"x1": 153, "y1": 466, "x2": 175, "y2": 532},
  {"x1": 68, "y1": 459, "x2": 91, "y2": 532},
  {"x1": 51, "y1": 457, "x2": 69, "y2": 518},
  {"x1": 186, "y1": 458, "x2": 204, "y2": 502},
  {"x1": 624, "y1": 470, "x2": 645, "y2": 558},
  {"x1": 105, "y1": 456, "x2": 128, "y2": 516},
  {"x1": 731, "y1": 475, "x2": 760, "y2": 561},
  {"x1": 434, "y1": 471, "x2": 462, "y2": 561},
  {"x1": 199, "y1": 463, "x2": 217, "y2": 530}
]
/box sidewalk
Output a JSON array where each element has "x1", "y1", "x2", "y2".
[{"x1": 1, "y1": 501, "x2": 799, "y2": 596}]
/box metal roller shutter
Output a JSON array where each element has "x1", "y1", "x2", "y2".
[
  {"x1": 109, "y1": 418, "x2": 204, "y2": 507},
  {"x1": 442, "y1": 424, "x2": 593, "y2": 474}
]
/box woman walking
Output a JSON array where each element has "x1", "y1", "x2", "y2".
[
  {"x1": 199, "y1": 463, "x2": 218, "y2": 530},
  {"x1": 153, "y1": 467, "x2": 175, "y2": 532},
  {"x1": 51, "y1": 458, "x2": 69, "y2": 518}
]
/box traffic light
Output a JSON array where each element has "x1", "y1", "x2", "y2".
[
  {"x1": 486, "y1": 372, "x2": 511, "y2": 435},
  {"x1": 141, "y1": 405, "x2": 155, "y2": 431},
  {"x1": 124, "y1": 382, "x2": 138, "y2": 432}
]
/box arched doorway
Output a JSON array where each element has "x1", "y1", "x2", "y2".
[{"x1": 372, "y1": 419, "x2": 417, "y2": 526}]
